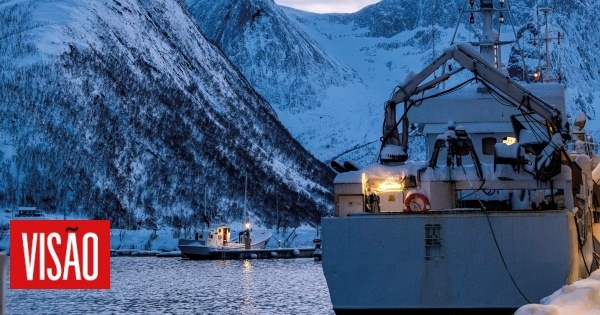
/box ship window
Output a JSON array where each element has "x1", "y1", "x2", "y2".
[
  {"x1": 482, "y1": 137, "x2": 497, "y2": 155},
  {"x1": 210, "y1": 234, "x2": 213, "y2": 239},
  {"x1": 502, "y1": 136, "x2": 517, "y2": 145}
]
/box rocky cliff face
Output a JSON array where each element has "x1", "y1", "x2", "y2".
[
  {"x1": 187, "y1": 0, "x2": 358, "y2": 114},
  {"x1": 0, "y1": 0, "x2": 333, "y2": 228}
]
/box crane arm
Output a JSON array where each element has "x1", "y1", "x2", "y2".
[
  {"x1": 381, "y1": 43, "x2": 568, "y2": 165},
  {"x1": 391, "y1": 43, "x2": 563, "y2": 127}
]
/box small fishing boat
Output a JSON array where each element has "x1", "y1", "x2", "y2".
[
  {"x1": 178, "y1": 221, "x2": 272, "y2": 259},
  {"x1": 178, "y1": 174, "x2": 272, "y2": 259}
]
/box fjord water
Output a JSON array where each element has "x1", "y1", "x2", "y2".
[{"x1": 7, "y1": 257, "x2": 334, "y2": 314}]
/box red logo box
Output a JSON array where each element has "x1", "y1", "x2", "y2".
[{"x1": 10, "y1": 220, "x2": 110, "y2": 289}]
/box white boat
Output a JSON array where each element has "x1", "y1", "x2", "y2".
[
  {"x1": 321, "y1": 1, "x2": 599, "y2": 314},
  {"x1": 178, "y1": 222, "x2": 272, "y2": 259},
  {"x1": 178, "y1": 174, "x2": 272, "y2": 259}
]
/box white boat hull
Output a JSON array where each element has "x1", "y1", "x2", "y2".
[
  {"x1": 322, "y1": 210, "x2": 593, "y2": 314},
  {"x1": 178, "y1": 230, "x2": 271, "y2": 259}
]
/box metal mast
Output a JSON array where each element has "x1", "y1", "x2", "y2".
[{"x1": 539, "y1": 7, "x2": 561, "y2": 82}]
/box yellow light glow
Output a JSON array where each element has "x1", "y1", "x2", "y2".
[
  {"x1": 378, "y1": 179, "x2": 404, "y2": 191},
  {"x1": 362, "y1": 173, "x2": 367, "y2": 195},
  {"x1": 245, "y1": 222, "x2": 251, "y2": 229},
  {"x1": 503, "y1": 137, "x2": 517, "y2": 145}
]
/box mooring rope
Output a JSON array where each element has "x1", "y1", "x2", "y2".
[{"x1": 460, "y1": 165, "x2": 532, "y2": 303}]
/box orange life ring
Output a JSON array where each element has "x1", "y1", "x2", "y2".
[{"x1": 404, "y1": 193, "x2": 430, "y2": 213}]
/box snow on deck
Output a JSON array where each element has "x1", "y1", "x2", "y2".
[{"x1": 515, "y1": 269, "x2": 600, "y2": 315}]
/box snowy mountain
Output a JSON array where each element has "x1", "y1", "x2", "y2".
[
  {"x1": 0, "y1": 0, "x2": 333, "y2": 228},
  {"x1": 188, "y1": 0, "x2": 600, "y2": 165},
  {"x1": 186, "y1": 0, "x2": 374, "y2": 163}
]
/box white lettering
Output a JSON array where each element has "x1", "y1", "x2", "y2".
[
  {"x1": 82, "y1": 233, "x2": 98, "y2": 280},
  {"x1": 22, "y1": 233, "x2": 37, "y2": 281},
  {"x1": 63, "y1": 233, "x2": 81, "y2": 280},
  {"x1": 39, "y1": 233, "x2": 45, "y2": 280},
  {"x1": 47, "y1": 233, "x2": 62, "y2": 281},
  {"x1": 20, "y1": 230, "x2": 101, "y2": 282}
]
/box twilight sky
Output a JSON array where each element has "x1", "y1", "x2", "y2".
[{"x1": 274, "y1": 0, "x2": 381, "y2": 13}]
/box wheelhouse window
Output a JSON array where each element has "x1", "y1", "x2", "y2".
[{"x1": 502, "y1": 136, "x2": 517, "y2": 145}]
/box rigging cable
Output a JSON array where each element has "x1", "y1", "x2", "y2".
[
  {"x1": 474, "y1": 80, "x2": 597, "y2": 278},
  {"x1": 412, "y1": 77, "x2": 476, "y2": 103},
  {"x1": 329, "y1": 139, "x2": 380, "y2": 164},
  {"x1": 380, "y1": 77, "x2": 477, "y2": 146},
  {"x1": 479, "y1": 80, "x2": 566, "y2": 178},
  {"x1": 460, "y1": 165, "x2": 532, "y2": 304},
  {"x1": 378, "y1": 77, "x2": 477, "y2": 162},
  {"x1": 505, "y1": 0, "x2": 531, "y2": 83}
]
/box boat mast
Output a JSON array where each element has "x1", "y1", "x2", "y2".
[
  {"x1": 244, "y1": 172, "x2": 249, "y2": 229},
  {"x1": 243, "y1": 172, "x2": 251, "y2": 248},
  {"x1": 479, "y1": 0, "x2": 495, "y2": 66},
  {"x1": 244, "y1": 173, "x2": 247, "y2": 219},
  {"x1": 539, "y1": 7, "x2": 560, "y2": 82}
]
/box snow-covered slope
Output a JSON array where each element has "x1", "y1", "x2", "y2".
[
  {"x1": 189, "y1": 0, "x2": 600, "y2": 165},
  {"x1": 186, "y1": 0, "x2": 376, "y2": 163},
  {"x1": 186, "y1": 0, "x2": 358, "y2": 114},
  {"x1": 0, "y1": 0, "x2": 333, "y2": 227}
]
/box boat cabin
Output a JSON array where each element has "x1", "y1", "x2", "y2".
[
  {"x1": 412, "y1": 83, "x2": 566, "y2": 165},
  {"x1": 194, "y1": 225, "x2": 231, "y2": 247}
]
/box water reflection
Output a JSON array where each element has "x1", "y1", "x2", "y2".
[
  {"x1": 241, "y1": 259, "x2": 255, "y2": 313},
  {"x1": 6, "y1": 257, "x2": 333, "y2": 314}
]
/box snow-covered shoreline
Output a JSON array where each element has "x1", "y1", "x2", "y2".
[{"x1": 107, "y1": 224, "x2": 320, "y2": 253}]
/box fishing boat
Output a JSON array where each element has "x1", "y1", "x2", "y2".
[
  {"x1": 178, "y1": 221, "x2": 272, "y2": 259},
  {"x1": 178, "y1": 174, "x2": 272, "y2": 259},
  {"x1": 321, "y1": 1, "x2": 600, "y2": 314}
]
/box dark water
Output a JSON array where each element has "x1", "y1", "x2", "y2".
[{"x1": 6, "y1": 257, "x2": 334, "y2": 314}]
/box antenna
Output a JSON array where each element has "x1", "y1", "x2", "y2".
[
  {"x1": 431, "y1": 1, "x2": 436, "y2": 64},
  {"x1": 453, "y1": 0, "x2": 521, "y2": 73},
  {"x1": 432, "y1": 22, "x2": 436, "y2": 63},
  {"x1": 539, "y1": 7, "x2": 561, "y2": 82}
]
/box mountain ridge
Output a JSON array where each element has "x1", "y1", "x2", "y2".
[{"x1": 0, "y1": 0, "x2": 333, "y2": 228}]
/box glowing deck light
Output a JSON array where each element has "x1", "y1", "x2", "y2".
[{"x1": 378, "y1": 179, "x2": 404, "y2": 191}]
